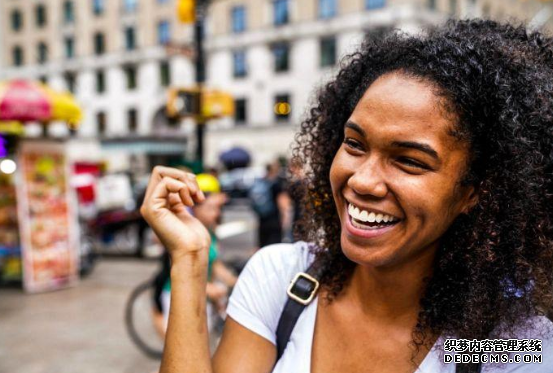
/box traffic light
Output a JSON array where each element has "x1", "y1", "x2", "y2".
[
  {"x1": 167, "y1": 88, "x2": 200, "y2": 118},
  {"x1": 202, "y1": 90, "x2": 235, "y2": 119},
  {"x1": 167, "y1": 88, "x2": 235, "y2": 120},
  {"x1": 177, "y1": 0, "x2": 195, "y2": 24}
]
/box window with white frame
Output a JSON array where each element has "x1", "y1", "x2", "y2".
[
  {"x1": 233, "y1": 50, "x2": 247, "y2": 78},
  {"x1": 319, "y1": 0, "x2": 336, "y2": 19},
  {"x1": 158, "y1": 21, "x2": 170, "y2": 45},
  {"x1": 231, "y1": 6, "x2": 246, "y2": 33},
  {"x1": 273, "y1": 0, "x2": 289, "y2": 26},
  {"x1": 365, "y1": 0, "x2": 385, "y2": 10},
  {"x1": 272, "y1": 42, "x2": 290, "y2": 72},
  {"x1": 124, "y1": 0, "x2": 138, "y2": 13}
]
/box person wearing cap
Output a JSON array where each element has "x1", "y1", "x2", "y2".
[{"x1": 151, "y1": 172, "x2": 237, "y2": 338}]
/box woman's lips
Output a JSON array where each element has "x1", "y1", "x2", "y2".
[{"x1": 344, "y1": 204, "x2": 399, "y2": 239}]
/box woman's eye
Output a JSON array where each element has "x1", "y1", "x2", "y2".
[
  {"x1": 398, "y1": 157, "x2": 430, "y2": 170},
  {"x1": 343, "y1": 138, "x2": 364, "y2": 151}
]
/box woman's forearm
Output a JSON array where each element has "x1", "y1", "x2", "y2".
[{"x1": 160, "y1": 258, "x2": 213, "y2": 373}]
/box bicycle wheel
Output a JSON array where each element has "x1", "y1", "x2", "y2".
[{"x1": 125, "y1": 280, "x2": 164, "y2": 359}]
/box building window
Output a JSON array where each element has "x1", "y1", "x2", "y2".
[
  {"x1": 93, "y1": 0, "x2": 105, "y2": 16},
  {"x1": 64, "y1": 37, "x2": 75, "y2": 59},
  {"x1": 125, "y1": 65, "x2": 137, "y2": 90},
  {"x1": 272, "y1": 43, "x2": 290, "y2": 73},
  {"x1": 38, "y1": 43, "x2": 48, "y2": 64},
  {"x1": 12, "y1": 46, "x2": 24, "y2": 66},
  {"x1": 63, "y1": 1, "x2": 75, "y2": 23},
  {"x1": 234, "y1": 98, "x2": 247, "y2": 125},
  {"x1": 273, "y1": 0, "x2": 289, "y2": 26},
  {"x1": 125, "y1": 27, "x2": 136, "y2": 50},
  {"x1": 158, "y1": 21, "x2": 171, "y2": 45},
  {"x1": 94, "y1": 32, "x2": 105, "y2": 55},
  {"x1": 64, "y1": 72, "x2": 76, "y2": 93},
  {"x1": 124, "y1": 0, "x2": 138, "y2": 13},
  {"x1": 365, "y1": 0, "x2": 385, "y2": 10},
  {"x1": 36, "y1": 4, "x2": 47, "y2": 27},
  {"x1": 320, "y1": 37, "x2": 336, "y2": 67},
  {"x1": 231, "y1": 6, "x2": 246, "y2": 33},
  {"x1": 96, "y1": 70, "x2": 105, "y2": 93},
  {"x1": 274, "y1": 94, "x2": 291, "y2": 122},
  {"x1": 127, "y1": 109, "x2": 138, "y2": 133},
  {"x1": 319, "y1": 0, "x2": 336, "y2": 19},
  {"x1": 97, "y1": 112, "x2": 107, "y2": 136},
  {"x1": 160, "y1": 61, "x2": 171, "y2": 87},
  {"x1": 233, "y1": 51, "x2": 247, "y2": 78},
  {"x1": 11, "y1": 10, "x2": 23, "y2": 32}
]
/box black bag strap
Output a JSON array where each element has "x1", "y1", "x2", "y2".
[
  {"x1": 275, "y1": 262, "x2": 320, "y2": 360},
  {"x1": 275, "y1": 264, "x2": 482, "y2": 373}
]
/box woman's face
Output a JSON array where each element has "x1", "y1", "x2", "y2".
[{"x1": 330, "y1": 72, "x2": 477, "y2": 269}]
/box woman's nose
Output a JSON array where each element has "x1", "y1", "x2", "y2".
[{"x1": 347, "y1": 160, "x2": 388, "y2": 199}]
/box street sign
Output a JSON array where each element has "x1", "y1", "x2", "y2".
[{"x1": 164, "y1": 42, "x2": 195, "y2": 58}]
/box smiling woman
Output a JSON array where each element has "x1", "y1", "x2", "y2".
[
  {"x1": 141, "y1": 19, "x2": 553, "y2": 373},
  {"x1": 290, "y1": 19, "x2": 553, "y2": 371}
]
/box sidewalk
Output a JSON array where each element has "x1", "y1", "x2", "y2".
[{"x1": 0, "y1": 260, "x2": 161, "y2": 373}]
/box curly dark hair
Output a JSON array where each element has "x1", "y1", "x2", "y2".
[{"x1": 291, "y1": 19, "x2": 553, "y2": 350}]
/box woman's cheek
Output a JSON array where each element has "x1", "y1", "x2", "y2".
[{"x1": 329, "y1": 150, "x2": 344, "y2": 191}]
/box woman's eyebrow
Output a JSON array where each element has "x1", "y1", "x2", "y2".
[
  {"x1": 344, "y1": 121, "x2": 366, "y2": 136},
  {"x1": 391, "y1": 141, "x2": 439, "y2": 160},
  {"x1": 345, "y1": 121, "x2": 440, "y2": 160}
]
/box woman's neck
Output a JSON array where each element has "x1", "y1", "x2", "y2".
[{"x1": 343, "y1": 246, "x2": 437, "y2": 324}]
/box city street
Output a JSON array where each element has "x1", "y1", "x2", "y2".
[{"x1": 0, "y1": 204, "x2": 257, "y2": 373}]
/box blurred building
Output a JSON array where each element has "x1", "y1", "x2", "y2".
[
  {"x1": 0, "y1": 0, "x2": 195, "y2": 171},
  {"x1": 0, "y1": 0, "x2": 552, "y2": 170},
  {"x1": 204, "y1": 0, "x2": 440, "y2": 166}
]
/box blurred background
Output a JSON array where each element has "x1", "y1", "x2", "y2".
[{"x1": 0, "y1": 0, "x2": 551, "y2": 372}]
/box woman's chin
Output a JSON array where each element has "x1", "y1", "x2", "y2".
[{"x1": 340, "y1": 237, "x2": 398, "y2": 269}]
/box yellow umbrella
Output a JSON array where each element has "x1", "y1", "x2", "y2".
[{"x1": 41, "y1": 85, "x2": 82, "y2": 129}]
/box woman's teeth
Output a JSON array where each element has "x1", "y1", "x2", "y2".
[{"x1": 347, "y1": 203, "x2": 399, "y2": 229}]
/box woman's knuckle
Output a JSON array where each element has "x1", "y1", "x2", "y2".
[{"x1": 139, "y1": 205, "x2": 149, "y2": 217}]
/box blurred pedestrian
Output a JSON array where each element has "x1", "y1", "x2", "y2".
[
  {"x1": 286, "y1": 158, "x2": 306, "y2": 241},
  {"x1": 249, "y1": 161, "x2": 291, "y2": 248}
]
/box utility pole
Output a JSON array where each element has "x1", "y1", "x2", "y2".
[
  {"x1": 194, "y1": 0, "x2": 207, "y2": 169},
  {"x1": 174, "y1": 0, "x2": 234, "y2": 169}
]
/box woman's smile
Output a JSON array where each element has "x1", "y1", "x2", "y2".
[{"x1": 344, "y1": 201, "x2": 402, "y2": 239}]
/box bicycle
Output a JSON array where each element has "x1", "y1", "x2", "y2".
[{"x1": 124, "y1": 278, "x2": 228, "y2": 359}]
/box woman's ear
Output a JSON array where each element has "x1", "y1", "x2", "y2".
[{"x1": 460, "y1": 185, "x2": 479, "y2": 214}]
